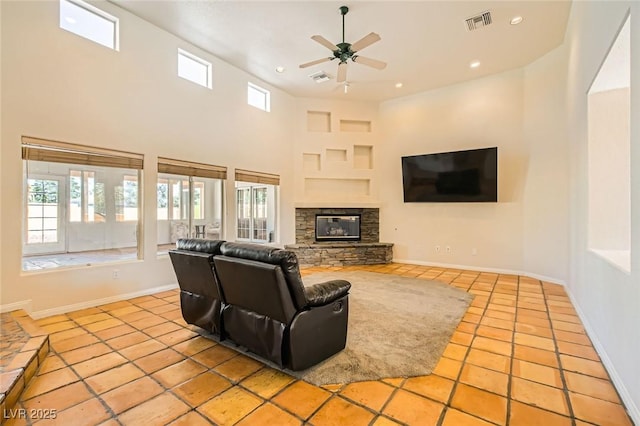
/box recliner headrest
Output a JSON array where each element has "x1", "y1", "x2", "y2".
[
  {"x1": 220, "y1": 241, "x2": 307, "y2": 309},
  {"x1": 176, "y1": 238, "x2": 225, "y2": 254}
]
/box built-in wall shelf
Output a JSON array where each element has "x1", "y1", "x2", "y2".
[
  {"x1": 303, "y1": 153, "x2": 321, "y2": 172},
  {"x1": 298, "y1": 103, "x2": 379, "y2": 205},
  {"x1": 340, "y1": 119, "x2": 371, "y2": 132},
  {"x1": 326, "y1": 148, "x2": 347, "y2": 162},
  {"x1": 307, "y1": 111, "x2": 331, "y2": 132},
  {"x1": 353, "y1": 145, "x2": 373, "y2": 169},
  {"x1": 305, "y1": 177, "x2": 370, "y2": 198}
]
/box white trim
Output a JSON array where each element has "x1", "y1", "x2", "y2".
[
  {"x1": 392, "y1": 258, "x2": 566, "y2": 286},
  {"x1": 0, "y1": 299, "x2": 33, "y2": 314},
  {"x1": 563, "y1": 286, "x2": 640, "y2": 425},
  {"x1": 29, "y1": 283, "x2": 178, "y2": 319},
  {"x1": 247, "y1": 82, "x2": 271, "y2": 112},
  {"x1": 59, "y1": 0, "x2": 120, "y2": 51},
  {"x1": 177, "y1": 48, "x2": 212, "y2": 89},
  {"x1": 294, "y1": 202, "x2": 382, "y2": 208}
]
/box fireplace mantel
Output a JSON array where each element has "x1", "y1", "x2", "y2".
[{"x1": 293, "y1": 202, "x2": 381, "y2": 208}]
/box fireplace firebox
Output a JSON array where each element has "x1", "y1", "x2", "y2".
[{"x1": 315, "y1": 215, "x2": 361, "y2": 242}]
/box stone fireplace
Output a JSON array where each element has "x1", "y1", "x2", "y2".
[{"x1": 285, "y1": 208, "x2": 393, "y2": 266}]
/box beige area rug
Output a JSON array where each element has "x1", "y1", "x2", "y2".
[{"x1": 292, "y1": 271, "x2": 474, "y2": 385}]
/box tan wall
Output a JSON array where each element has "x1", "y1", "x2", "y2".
[
  {"x1": 0, "y1": 1, "x2": 296, "y2": 313},
  {"x1": 378, "y1": 69, "x2": 533, "y2": 275}
]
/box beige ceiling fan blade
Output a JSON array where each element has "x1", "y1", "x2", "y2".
[
  {"x1": 299, "y1": 57, "x2": 333, "y2": 68},
  {"x1": 311, "y1": 35, "x2": 339, "y2": 51},
  {"x1": 352, "y1": 55, "x2": 387, "y2": 70},
  {"x1": 337, "y1": 62, "x2": 348, "y2": 83},
  {"x1": 350, "y1": 32, "x2": 381, "y2": 52}
]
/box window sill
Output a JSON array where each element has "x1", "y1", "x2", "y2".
[{"x1": 589, "y1": 249, "x2": 630, "y2": 274}]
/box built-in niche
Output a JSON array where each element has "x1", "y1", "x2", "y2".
[
  {"x1": 304, "y1": 178, "x2": 370, "y2": 198},
  {"x1": 353, "y1": 145, "x2": 373, "y2": 169},
  {"x1": 340, "y1": 119, "x2": 371, "y2": 132},
  {"x1": 303, "y1": 153, "x2": 321, "y2": 172},
  {"x1": 326, "y1": 148, "x2": 347, "y2": 162},
  {"x1": 307, "y1": 111, "x2": 331, "y2": 132}
]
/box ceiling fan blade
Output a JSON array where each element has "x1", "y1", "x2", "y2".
[
  {"x1": 353, "y1": 55, "x2": 387, "y2": 70},
  {"x1": 299, "y1": 57, "x2": 333, "y2": 68},
  {"x1": 350, "y1": 32, "x2": 381, "y2": 52},
  {"x1": 337, "y1": 62, "x2": 348, "y2": 83},
  {"x1": 311, "y1": 35, "x2": 339, "y2": 51}
]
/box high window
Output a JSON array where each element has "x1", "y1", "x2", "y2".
[
  {"x1": 247, "y1": 82, "x2": 271, "y2": 112},
  {"x1": 22, "y1": 137, "x2": 143, "y2": 270},
  {"x1": 157, "y1": 158, "x2": 226, "y2": 254},
  {"x1": 178, "y1": 49, "x2": 212, "y2": 89},
  {"x1": 59, "y1": 0, "x2": 119, "y2": 50},
  {"x1": 235, "y1": 169, "x2": 279, "y2": 243}
]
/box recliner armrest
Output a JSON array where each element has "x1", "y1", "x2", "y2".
[{"x1": 304, "y1": 280, "x2": 351, "y2": 307}]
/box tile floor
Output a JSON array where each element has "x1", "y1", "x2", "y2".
[{"x1": 4, "y1": 263, "x2": 634, "y2": 425}]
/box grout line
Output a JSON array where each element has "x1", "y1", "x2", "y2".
[
  {"x1": 504, "y1": 274, "x2": 521, "y2": 426},
  {"x1": 437, "y1": 270, "x2": 492, "y2": 426},
  {"x1": 541, "y1": 281, "x2": 577, "y2": 424}
]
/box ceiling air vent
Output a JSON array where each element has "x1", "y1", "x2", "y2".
[
  {"x1": 308, "y1": 70, "x2": 331, "y2": 83},
  {"x1": 465, "y1": 11, "x2": 492, "y2": 31}
]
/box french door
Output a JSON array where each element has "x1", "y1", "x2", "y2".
[
  {"x1": 236, "y1": 185, "x2": 268, "y2": 242},
  {"x1": 24, "y1": 175, "x2": 66, "y2": 255}
]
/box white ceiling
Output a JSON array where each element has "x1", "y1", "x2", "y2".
[{"x1": 110, "y1": 1, "x2": 572, "y2": 102}]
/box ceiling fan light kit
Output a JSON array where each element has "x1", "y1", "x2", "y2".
[{"x1": 299, "y1": 5, "x2": 386, "y2": 83}]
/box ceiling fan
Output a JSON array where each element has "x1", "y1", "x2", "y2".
[{"x1": 299, "y1": 6, "x2": 386, "y2": 83}]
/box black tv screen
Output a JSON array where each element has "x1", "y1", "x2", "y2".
[{"x1": 402, "y1": 147, "x2": 497, "y2": 202}]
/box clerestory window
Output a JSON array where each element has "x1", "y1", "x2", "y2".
[{"x1": 59, "y1": 0, "x2": 119, "y2": 50}]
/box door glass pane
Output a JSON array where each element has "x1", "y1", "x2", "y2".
[
  {"x1": 26, "y1": 179, "x2": 59, "y2": 244},
  {"x1": 193, "y1": 181, "x2": 205, "y2": 219},
  {"x1": 237, "y1": 188, "x2": 251, "y2": 239},
  {"x1": 69, "y1": 171, "x2": 82, "y2": 222},
  {"x1": 157, "y1": 179, "x2": 168, "y2": 220},
  {"x1": 253, "y1": 187, "x2": 268, "y2": 241}
]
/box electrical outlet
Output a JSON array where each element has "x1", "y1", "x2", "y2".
[
  {"x1": 435, "y1": 245, "x2": 441, "y2": 253},
  {"x1": 112, "y1": 270, "x2": 120, "y2": 280},
  {"x1": 446, "y1": 246, "x2": 451, "y2": 254}
]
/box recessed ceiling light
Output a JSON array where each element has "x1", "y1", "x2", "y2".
[
  {"x1": 395, "y1": 82, "x2": 403, "y2": 88},
  {"x1": 510, "y1": 16, "x2": 523, "y2": 25},
  {"x1": 275, "y1": 66, "x2": 285, "y2": 73},
  {"x1": 470, "y1": 61, "x2": 481, "y2": 69},
  {"x1": 64, "y1": 16, "x2": 77, "y2": 24}
]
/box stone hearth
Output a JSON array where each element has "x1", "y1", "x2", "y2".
[{"x1": 286, "y1": 208, "x2": 393, "y2": 266}]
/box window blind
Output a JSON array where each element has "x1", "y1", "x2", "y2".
[
  {"x1": 22, "y1": 136, "x2": 143, "y2": 169},
  {"x1": 235, "y1": 169, "x2": 280, "y2": 185},
  {"x1": 157, "y1": 157, "x2": 227, "y2": 180}
]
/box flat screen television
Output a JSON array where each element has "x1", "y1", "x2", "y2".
[{"x1": 402, "y1": 147, "x2": 497, "y2": 202}]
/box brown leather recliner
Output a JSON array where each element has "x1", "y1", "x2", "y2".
[
  {"x1": 168, "y1": 239, "x2": 225, "y2": 335},
  {"x1": 213, "y1": 241, "x2": 351, "y2": 371}
]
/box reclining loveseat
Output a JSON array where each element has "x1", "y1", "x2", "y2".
[{"x1": 169, "y1": 239, "x2": 351, "y2": 371}]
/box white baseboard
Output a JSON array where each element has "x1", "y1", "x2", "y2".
[
  {"x1": 392, "y1": 258, "x2": 566, "y2": 286},
  {"x1": 563, "y1": 287, "x2": 640, "y2": 425},
  {"x1": 30, "y1": 283, "x2": 179, "y2": 319},
  {"x1": 0, "y1": 299, "x2": 33, "y2": 314}
]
